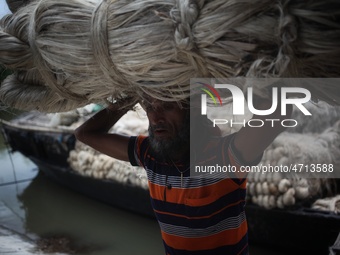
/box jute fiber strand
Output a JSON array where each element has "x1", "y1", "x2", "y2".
[{"x1": 0, "y1": 0, "x2": 340, "y2": 112}]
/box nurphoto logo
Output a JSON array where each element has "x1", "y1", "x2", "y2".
[
  {"x1": 190, "y1": 78, "x2": 339, "y2": 179},
  {"x1": 194, "y1": 79, "x2": 312, "y2": 128}
]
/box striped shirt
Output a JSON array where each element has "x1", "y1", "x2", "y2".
[{"x1": 128, "y1": 133, "x2": 259, "y2": 255}]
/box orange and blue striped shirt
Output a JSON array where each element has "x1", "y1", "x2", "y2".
[{"x1": 128, "y1": 133, "x2": 258, "y2": 255}]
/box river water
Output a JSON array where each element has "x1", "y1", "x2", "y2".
[
  {"x1": 0, "y1": 111, "x2": 166, "y2": 255},
  {"x1": 0, "y1": 110, "x2": 325, "y2": 255}
]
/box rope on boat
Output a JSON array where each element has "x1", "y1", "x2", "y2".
[
  {"x1": 0, "y1": 120, "x2": 18, "y2": 190},
  {"x1": 0, "y1": 120, "x2": 37, "y2": 187}
]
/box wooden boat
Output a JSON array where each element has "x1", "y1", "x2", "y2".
[
  {"x1": 0, "y1": 111, "x2": 154, "y2": 218},
  {"x1": 1, "y1": 111, "x2": 340, "y2": 255}
]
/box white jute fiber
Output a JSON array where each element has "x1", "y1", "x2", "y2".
[{"x1": 1, "y1": 0, "x2": 340, "y2": 112}]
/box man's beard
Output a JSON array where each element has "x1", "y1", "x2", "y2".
[{"x1": 148, "y1": 114, "x2": 190, "y2": 161}]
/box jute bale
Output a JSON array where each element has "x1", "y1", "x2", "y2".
[
  {"x1": 69, "y1": 140, "x2": 149, "y2": 188},
  {"x1": 1, "y1": 0, "x2": 340, "y2": 112},
  {"x1": 246, "y1": 119, "x2": 340, "y2": 209}
]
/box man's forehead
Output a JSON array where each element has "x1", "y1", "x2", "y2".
[
  {"x1": 139, "y1": 91, "x2": 190, "y2": 110},
  {"x1": 141, "y1": 94, "x2": 176, "y2": 104}
]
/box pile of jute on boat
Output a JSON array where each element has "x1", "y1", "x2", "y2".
[{"x1": 1, "y1": 0, "x2": 340, "y2": 112}]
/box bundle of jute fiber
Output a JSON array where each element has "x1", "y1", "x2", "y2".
[
  {"x1": 246, "y1": 120, "x2": 340, "y2": 210},
  {"x1": 1, "y1": 0, "x2": 340, "y2": 112},
  {"x1": 246, "y1": 174, "x2": 336, "y2": 209},
  {"x1": 286, "y1": 101, "x2": 340, "y2": 134},
  {"x1": 68, "y1": 141, "x2": 149, "y2": 189}
]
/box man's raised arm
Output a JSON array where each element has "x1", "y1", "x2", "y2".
[{"x1": 74, "y1": 100, "x2": 134, "y2": 162}]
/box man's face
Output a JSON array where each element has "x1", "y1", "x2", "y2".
[{"x1": 141, "y1": 98, "x2": 190, "y2": 159}]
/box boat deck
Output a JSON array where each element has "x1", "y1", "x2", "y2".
[{"x1": 1, "y1": 112, "x2": 76, "y2": 133}]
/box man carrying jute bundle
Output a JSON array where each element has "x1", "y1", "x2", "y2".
[{"x1": 75, "y1": 90, "x2": 292, "y2": 255}]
